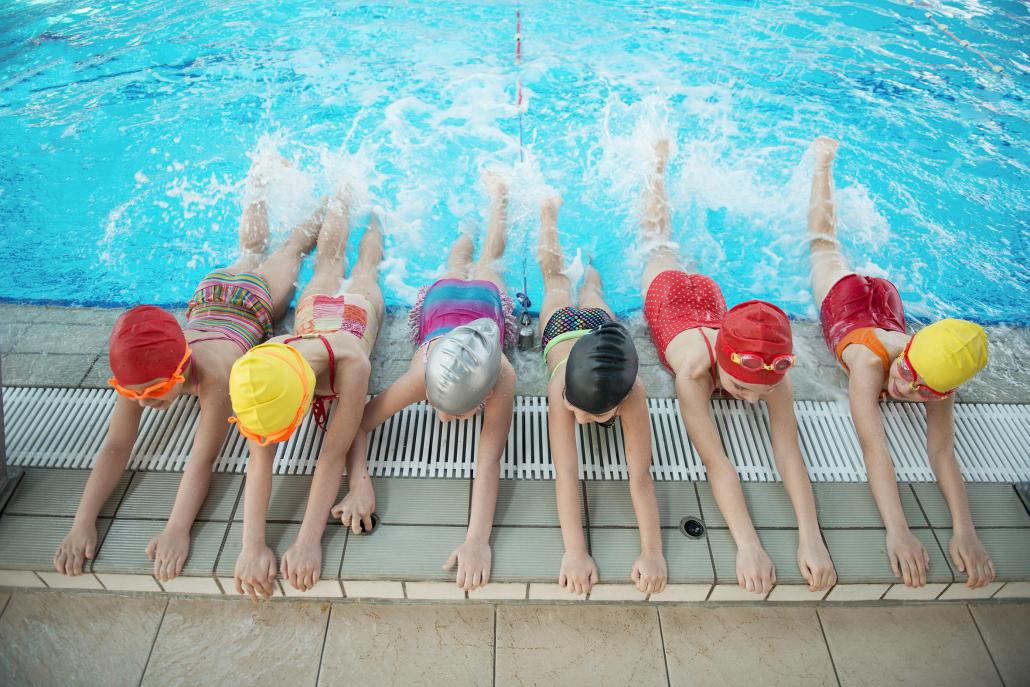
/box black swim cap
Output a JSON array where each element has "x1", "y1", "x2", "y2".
[{"x1": 564, "y1": 321, "x2": 639, "y2": 414}]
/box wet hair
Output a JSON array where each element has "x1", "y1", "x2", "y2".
[{"x1": 564, "y1": 321, "x2": 638, "y2": 415}]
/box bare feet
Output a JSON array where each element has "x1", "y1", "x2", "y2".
[
  {"x1": 53, "y1": 522, "x2": 97, "y2": 576},
  {"x1": 146, "y1": 528, "x2": 190, "y2": 582},
  {"x1": 559, "y1": 549, "x2": 599, "y2": 595},
  {"x1": 813, "y1": 136, "x2": 839, "y2": 167},
  {"x1": 481, "y1": 169, "x2": 508, "y2": 201},
  {"x1": 541, "y1": 195, "x2": 563, "y2": 222},
  {"x1": 653, "y1": 138, "x2": 670, "y2": 175},
  {"x1": 281, "y1": 537, "x2": 322, "y2": 592}
]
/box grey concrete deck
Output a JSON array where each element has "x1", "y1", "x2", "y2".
[{"x1": 2, "y1": 303, "x2": 1029, "y2": 402}]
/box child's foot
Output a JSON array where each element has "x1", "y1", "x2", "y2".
[
  {"x1": 541, "y1": 195, "x2": 563, "y2": 222},
  {"x1": 481, "y1": 169, "x2": 508, "y2": 201},
  {"x1": 146, "y1": 528, "x2": 191, "y2": 582},
  {"x1": 53, "y1": 523, "x2": 97, "y2": 576},
  {"x1": 813, "y1": 136, "x2": 839, "y2": 167},
  {"x1": 281, "y1": 538, "x2": 323, "y2": 592},
  {"x1": 653, "y1": 138, "x2": 670, "y2": 176}
]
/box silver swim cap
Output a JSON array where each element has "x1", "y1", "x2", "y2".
[{"x1": 425, "y1": 318, "x2": 502, "y2": 416}]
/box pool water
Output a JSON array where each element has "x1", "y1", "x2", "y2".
[{"x1": 1, "y1": 1, "x2": 1027, "y2": 323}]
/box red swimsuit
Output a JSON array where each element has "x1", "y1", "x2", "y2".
[{"x1": 644, "y1": 270, "x2": 728, "y2": 370}]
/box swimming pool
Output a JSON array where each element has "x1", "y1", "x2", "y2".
[{"x1": 0, "y1": 1, "x2": 1027, "y2": 323}]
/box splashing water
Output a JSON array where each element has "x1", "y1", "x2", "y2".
[{"x1": 0, "y1": 0, "x2": 1026, "y2": 324}]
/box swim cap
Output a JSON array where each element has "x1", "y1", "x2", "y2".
[
  {"x1": 564, "y1": 322, "x2": 638, "y2": 415},
  {"x1": 716, "y1": 300, "x2": 793, "y2": 385},
  {"x1": 108, "y1": 305, "x2": 187, "y2": 385},
  {"x1": 907, "y1": 319, "x2": 987, "y2": 392},
  {"x1": 425, "y1": 318, "x2": 502, "y2": 416},
  {"x1": 229, "y1": 343, "x2": 315, "y2": 444}
]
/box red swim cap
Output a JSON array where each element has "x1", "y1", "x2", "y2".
[
  {"x1": 715, "y1": 300, "x2": 793, "y2": 385},
  {"x1": 108, "y1": 306, "x2": 187, "y2": 385}
]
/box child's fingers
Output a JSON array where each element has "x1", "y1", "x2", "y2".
[{"x1": 443, "y1": 550, "x2": 458, "y2": 571}]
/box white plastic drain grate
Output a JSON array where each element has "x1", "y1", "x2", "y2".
[{"x1": 3, "y1": 387, "x2": 1029, "y2": 482}]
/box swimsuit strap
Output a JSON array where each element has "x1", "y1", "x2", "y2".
[
  {"x1": 835, "y1": 327, "x2": 893, "y2": 381},
  {"x1": 542, "y1": 329, "x2": 592, "y2": 360},
  {"x1": 185, "y1": 331, "x2": 249, "y2": 353},
  {"x1": 698, "y1": 328, "x2": 719, "y2": 389},
  {"x1": 284, "y1": 333, "x2": 337, "y2": 432}
]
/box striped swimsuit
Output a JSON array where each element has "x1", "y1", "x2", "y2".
[
  {"x1": 184, "y1": 269, "x2": 275, "y2": 351},
  {"x1": 407, "y1": 278, "x2": 517, "y2": 348}
]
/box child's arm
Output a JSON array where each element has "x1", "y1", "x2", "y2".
[
  {"x1": 444, "y1": 358, "x2": 515, "y2": 591},
  {"x1": 847, "y1": 366, "x2": 929, "y2": 587},
  {"x1": 330, "y1": 357, "x2": 426, "y2": 528},
  {"x1": 547, "y1": 382, "x2": 598, "y2": 595},
  {"x1": 148, "y1": 390, "x2": 232, "y2": 581},
  {"x1": 282, "y1": 354, "x2": 371, "y2": 592},
  {"x1": 619, "y1": 381, "x2": 667, "y2": 595},
  {"x1": 675, "y1": 374, "x2": 775, "y2": 594},
  {"x1": 54, "y1": 397, "x2": 143, "y2": 575},
  {"x1": 925, "y1": 397, "x2": 995, "y2": 588},
  {"x1": 234, "y1": 440, "x2": 277, "y2": 601},
  {"x1": 765, "y1": 379, "x2": 836, "y2": 591}
]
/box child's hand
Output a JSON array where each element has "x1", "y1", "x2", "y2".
[
  {"x1": 53, "y1": 522, "x2": 97, "y2": 576},
  {"x1": 559, "y1": 550, "x2": 599, "y2": 595},
  {"x1": 281, "y1": 538, "x2": 323, "y2": 592},
  {"x1": 331, "y1": 477, "x2": 376, "y2": 535},
  {"x1": 631, "y1": 550, "x2": 668, "y2": 595},
  {"x1": 949, "y1": 531, "x2": 996, "y2": 589},
  {"x1": 146, "y1": 527, "x2": 191, "y2": 583},
  {"x1": 443, "y1": 538, "x2": 491, "y2": 591},
  {"x1": 797, "y1": 535, "x2": 837, "y2": 591},
  {"x1": 886, "y1": 528, "x2": 929, "y2": 588},
  {"x1": 234, "y1": 544, "x2": 277, "y2": 602},
  {"x1": 736, "y1": 541, "x2": 776, "y2": 595}
]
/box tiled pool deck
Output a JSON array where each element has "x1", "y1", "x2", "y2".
[{"x1": 0, "y1": 591, "x2": 1027, "y2": 687}]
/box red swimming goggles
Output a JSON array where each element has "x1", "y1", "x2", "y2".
[
  {"x1": 108, "y1": 346, "x2": 191, "y2": 400},
  {"x1": 897, "y1": 339, "x2": 954, "y2": 400},
  {"x1": 725, "y1": 346, "x2": 796, "y2": 373}
]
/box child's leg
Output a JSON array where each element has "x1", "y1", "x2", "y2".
[
  {"x1": 537, "y1": 196, "x2": 573, "y2": 338},
  {"x1": 297, "y1": 192, "x2": 349, "y2": 304},
  {"x1": 640, "y1": 139, "x2": 683, "y2": 295},
  {"x1": 471, "y1": 170, "x2": 509, "y2": 293},
  {"x1": 226, "y1": 200, "x2": 272, "y2": 274},
  {"x1": 252, "y1": 200, "x2": 324, "y2": 322},
  {"x1": 807, "y1": 137, "x2": 853, "y2": 307},
  {"x1": 578, "y1": 266, "x2": 615, "y2": 320},
  {"x1": 442, "y1": 234, "x2": 474, "y2": 280},
  {"x1": 344, "y1": 216, "x2": 386, "y2": 347}
]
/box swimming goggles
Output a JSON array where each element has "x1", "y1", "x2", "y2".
[
  {"x1": 228, "y1": 345, "x2": 312, "y2": 446},
  {"x1": 725, "y1": 347, "x2": 796, "y2": 373},
  {"x1": 108, "y1": 347, "x2": 192, "y2": 400},
  {"x1": 897, "y1": 339, "x2": 954, "y2": 400}
]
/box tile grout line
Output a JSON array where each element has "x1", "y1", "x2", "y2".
[
  {"x1": 313, "y1": 603, "x2": 334, "y2": 687},
  {"x1": 0, "y1": 592, "x2": 13, "y2": 622},
  {"x1": 814, "y1": 609, "x2": 842, "y2": 687},
  {"x1": 655, "y1": 608, "x2": 672, "y2": 687},
  {"x1": 965, "y1": 604, "x2": 1007, "y2": 687},
  {"x1": 492, "y1": 604, "x2": 498, "y2": 687},
  {"x1": 77, "y1": 349, "x2": 105, "y2": 387},
  {"x1": 136, "y1": 597, "x2": 170, "y2": 687}
]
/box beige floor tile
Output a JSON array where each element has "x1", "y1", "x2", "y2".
[
  {"x1": 496, "y1": 605, "x2": 666, "y2": 687},
  {"x1": 661, "y1": 607, "x2": 836, "y2": 687},
  {"x1": 0, "y1": 591, "x2": 165, "y2": 687},
  {"x1": 319, "y1": 604, "x2": 493, "y2": 687},
  {"x1": 969, "y1": 603, "x2": 1030, "y2": 687},
  {"x1": 140, "y1": 598, "x2": 328, "y2": 687},
  {"x1": 819, "y1": 605, "x2": 1002, "y2": 687}
]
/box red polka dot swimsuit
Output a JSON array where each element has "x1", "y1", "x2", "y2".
[{"x1": 644, "y1": 270, "x2": 727, "y2": 370}]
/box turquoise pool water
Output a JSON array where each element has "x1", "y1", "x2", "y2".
[{"x1": 0, "y1": 1, "x2": 1027, "y2": 322}]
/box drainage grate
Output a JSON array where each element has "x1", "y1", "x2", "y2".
[{"x1": 3, "y1": 387, "x2": 1029, "y2": 482}]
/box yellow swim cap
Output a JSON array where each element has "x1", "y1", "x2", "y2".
[
  {"x1": 907, "y1": 319, "x2": 988, "y2": 392},
  {"x1": 228, "y1": 343, "x2": 315, "y2": 445}
]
